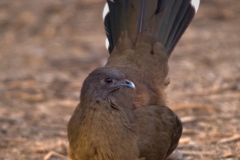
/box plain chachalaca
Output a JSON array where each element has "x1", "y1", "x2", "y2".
[{"x1": 68, "y1": 0, "x2": 199, "y2": 160}]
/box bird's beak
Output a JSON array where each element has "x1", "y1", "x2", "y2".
[{"x1": 117, "y1": 79, "x2": 135, "y2": 89}]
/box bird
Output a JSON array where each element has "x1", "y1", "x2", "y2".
[{"x1": 67, "y1": 0, "x2": 200, "y2": 160}]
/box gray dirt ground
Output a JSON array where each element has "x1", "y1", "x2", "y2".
[{"x1": 0, "y1": 0, "x2": 239, "y2": 159}]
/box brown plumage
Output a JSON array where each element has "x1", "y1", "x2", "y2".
[{"x1": 68, "y1": 0, "x2": 199, "y2": 160}]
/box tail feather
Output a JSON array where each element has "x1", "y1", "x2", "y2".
[
  {"x1": 156, "y1": 0, "x2": 168, "y2": 13},
  {"x1": 167, "y1": 4, "x2": 196, "y2": 54},
  {"x1": 103, "y1": 0, "x2": 199, "y2": 56},
  {"x1": 106, "y1": 0, "x2": 117, "y2": 46},
  {"x1": 114, "y1": 0, "x2": 129, "y2": 44},
  {"x1": 162, "y1": 0, "x2": 187, "y2": 45},
  {"x1": 130, "y1": 0, "x2": 159, "y2": 42},
  {"x1": 104, "y1": 13, "x2": 113, "y2": 53},
  {"x1": 165, "y1": 0, "x2": 191, "y2": 51},
  {"x1": 157, "y1": 0, "x2": 177, "y2": 44}
]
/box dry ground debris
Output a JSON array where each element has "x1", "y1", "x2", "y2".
[{"x1": 0, "y1": 0, "x2": 239, "y2": 159}]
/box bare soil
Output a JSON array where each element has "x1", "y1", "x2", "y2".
[{"x1": 0, "y1": 0, "x2": 239, "y2": 159}]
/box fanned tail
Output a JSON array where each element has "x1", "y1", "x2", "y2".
[{"x1": 103, "y1": 0, "x2": 200, "y2": 56}]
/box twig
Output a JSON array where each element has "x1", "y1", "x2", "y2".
[
  {"x1": 44, "y1": 151, "x2": 69, "y2": 160},
  {"x1": 181, "y1": 150, "x2": 215, "y2": 156},
  {"x1": 206, "y1": 92, "x2": 240, "y2": 100},
  {"x1": 179, "y1": 137, "x2": 191, "y2": 144},
  {"x1": 2, "y1": 137, "x2": 27, "y2": 142},
  {"x1": 181, "y1": 116, "x2": 197, "y2": 123},
  {"x1": 220, "y1": 151, "x2": 234, "y2": 158},
  {"x1": 218, "y1": 135, "x2": 240, "y2": 144},
  {"x1": 170, "y1": 103, "x2": 214, "y2": 112},
  {"x1": 185, "y1": 81, "x2": 237, "y2": 96}
]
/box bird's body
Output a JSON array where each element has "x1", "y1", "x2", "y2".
[
  {"x1": 68, "y1": 68, "x2": 140, "y2": 160},
  {"x1": 68, "y1": 0, "x2": 199, "y2": 160}
]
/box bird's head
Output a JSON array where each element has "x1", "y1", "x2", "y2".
[{"x1": 80, "y1": 67, "x2": 135, "y2": 103}]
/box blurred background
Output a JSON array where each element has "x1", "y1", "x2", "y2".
[{"x1": 0, "y1": 0, "x2": 239, "y2": 159}]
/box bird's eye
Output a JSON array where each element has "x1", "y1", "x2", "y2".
[{"x1": 105, "y1": 78, "x2": 113, "y2": 83}]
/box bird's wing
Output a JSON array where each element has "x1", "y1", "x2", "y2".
[{"x1": 134, "y1": 105, "x2": 182, "y2": 160}]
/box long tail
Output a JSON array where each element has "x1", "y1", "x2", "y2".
[{"x1": 103, "y1": 0, "x2": 200, "y2": 56}]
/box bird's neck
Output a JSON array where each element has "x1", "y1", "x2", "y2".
[{"x1": 71, "y1": 101, "x2": 139, "y2": 160}]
